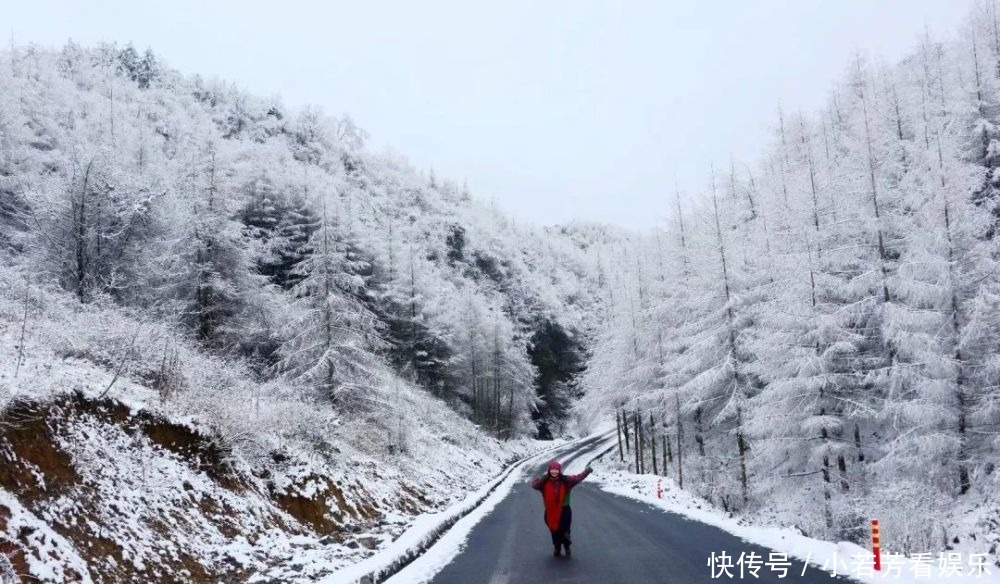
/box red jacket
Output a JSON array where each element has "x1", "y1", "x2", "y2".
[{"x1": 531, "y1": 465, "x2": 591, "y2": 531}]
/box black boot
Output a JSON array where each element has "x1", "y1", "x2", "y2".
[
  {"x1": 563, "y1": 541, "x2": 572, "y2": 557},
  {"x1": 553, "y1": 544, "x2": 562, "y2": 557}
]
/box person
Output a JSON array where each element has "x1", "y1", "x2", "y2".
[{"x1": 530, "y1": 460, "x2": 592, "y2": 557}]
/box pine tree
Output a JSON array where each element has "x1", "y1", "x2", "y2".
[
  {"x1": 178, "y1": 141, "x2": 252, "y2": 343},
  {"x1": 276, "y1": 193, "x2": 384, "y2": 407}
]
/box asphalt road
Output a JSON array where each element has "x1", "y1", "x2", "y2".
[{"x1": 425, "y1": 437, "x2": 856, "y2": 584}]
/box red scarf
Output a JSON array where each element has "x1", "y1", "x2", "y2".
[{"x1": 541, "y1": 478, "x2": 566, "y2": 531}]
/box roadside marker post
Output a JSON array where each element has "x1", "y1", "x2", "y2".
[
  {"x1": 871, "y1": 519, "x2": 881, "y2": 571},
  {"x1": 656, "y1": 479, "x2": 663, "y2": 499}
]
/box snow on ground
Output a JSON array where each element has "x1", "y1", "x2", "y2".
[
  {"x1": 593, "y1": 469, "x2": 1000, "y2": 583},
  {"x1": 326, "y1": 446, "x2": 555, "y2": 584},
  {"x1": 0, "y1": 267, "x2": 550, "y2": 582},
  {"x1": 0, "y1": 490, "x2": 93, "y2": 583},
  {"x1": 358, "y1": 433, "x2": 614, "y2": 584},
  {"x1": 0, "y1": 387, "x2": 546, "y2": 583}
]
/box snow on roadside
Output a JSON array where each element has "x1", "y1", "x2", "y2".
[
  {"x1": 593, "y1": 471, "x2": 1000, "y2": 584},
  {"x1": 322, "y1": 444, "x2": 561, "y2": 584},
  {"x1": 0, "y1": 389, "x2": 548, "y2": 583},
  {"x1": 329, "y1": 433, "x2": 615, "y2": 584}
]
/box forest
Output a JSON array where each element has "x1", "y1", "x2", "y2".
[
  {"x1": 580, "y1": 5, "x2": 1000, "y2": 551},
  {"x1": 6, "y1": 2, "x2": 1000, "y2": 564},
  {"x1": 0, "y1": 41, "x2": 609, "y2": 456}
]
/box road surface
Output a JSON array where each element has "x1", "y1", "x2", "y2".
[{"x1": 421, "y1": 437, "x2": 855, "y2": 584}]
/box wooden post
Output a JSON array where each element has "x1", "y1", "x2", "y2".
[{"x1": 871, "y1": 519, "x2": 881, "y2": 571}]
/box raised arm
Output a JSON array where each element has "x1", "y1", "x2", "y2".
[
  {"x1": 565, "y1": 466, "x2": 593, "y2": 487},
  {"x1": 531, "y1": 475, "x2": 545, "y2": 490}
]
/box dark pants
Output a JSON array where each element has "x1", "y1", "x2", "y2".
[{"x1": 550, "y1": 506, "x2": 573, "y2": 546}]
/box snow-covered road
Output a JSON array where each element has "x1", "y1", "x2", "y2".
[{"x1": 389, "y1": 436, "x2": 858, "y2": 584}]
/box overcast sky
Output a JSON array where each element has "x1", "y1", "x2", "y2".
[{"x1": 6, "y1": 0, "x2": 973, "y2": 229}]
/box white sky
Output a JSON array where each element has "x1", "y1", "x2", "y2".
[{"x1": 5, "y1": 0, "x2": 973, "y2": 230}]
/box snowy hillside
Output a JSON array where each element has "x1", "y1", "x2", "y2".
[
  {"x1": 0, "y1": 44, "x2": 617, "y2": 582},
  {"x1": 0, "y1": 257, "x2": 559, "y2": 582}
]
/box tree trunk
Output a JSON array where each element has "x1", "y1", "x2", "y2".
[
  {"x1": 14, "y1": 279, "x2": 29, "y2": 379},
  {"x1": 821, "y1": 428, "x2": 833, "y2": 530},
  {"x1": 944, "y1": 201, "x2": 971, "y2": 494},
  {"x1": 675, "y1": 394, "x2": 684, "y2": 487},
  {"x1": 777, "y1": 106, "x2": 791, "y2": 208},
  {"x1": 801, "y1": 115, "x2": 822, "y2": 239},
  {"x1": 992, "y1": 0, "x2": 1000, "y2": 78},
  {"x1": 650, "y1": 413, "x2": 659, "y2": 475},
  {"x1": 695, "y1": 406, "x2": 705, "y2": 457},
  {"x1": 854, "y1": 423, "x2": 864, "y2": 463},
  {"x1": 507, "y1": 379, "x2": 514, "y2": 440},
  {"x1": 387, "y1": 216, "x2": 394, "y2": 282},
  {"x1": 410, "y1": 250, "x2": 418, "y2": 375},
  {"x1": 857, "y1": 58, "x2": 892, "y2": 304},
  {"x1": 662, "y1": 434, "x2": 669, "y2": 477},
  {"x1": 616, "y1": 411, "x2": 625, "y2": 462},
  {"x1": 494, "y1": 323, "x2": 501, "y2": 439},
  {"x1": 622, "y1": 407, "x2": 631, "y2": 452},
  {"x1": 634, "y1": 410, "x2": 641, "y2": 473},
  {"x1": 675, "y1": 184, "x2": 690, "y2": 278},
  {"x1": 639, "y1": 410, "x2": 646, "y2": 474},
  {"x1": 74, "y1": 161, "x2": 94, "y2": 302},
  {"x1": 737, "y1": 409, "x2": 748, "y2": 505},
  {"x1": 837, "y1": 453, "x2": 849, "y2": 493},
  {"x1": 712, "y1": 167, "x2": 749, "y2": 501},
  {"x1": 742, "y1": 165, "x2": 758, "y2": 220},
  {"x1": 728, "y1": 156, "x2": 739, "y2": 206}
]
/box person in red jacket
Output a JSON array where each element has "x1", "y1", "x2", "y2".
[{"x1": 530, "y1": 460, "x2": 593, "y2": 557}]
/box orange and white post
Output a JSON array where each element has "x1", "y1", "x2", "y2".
[{"x1": 871, "y1": 519, "x2": 881, "y2": 571}]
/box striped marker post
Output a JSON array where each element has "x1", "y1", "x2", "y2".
[{"x1": 871, "y1": 519, "x2": 881, "y2": 571}]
